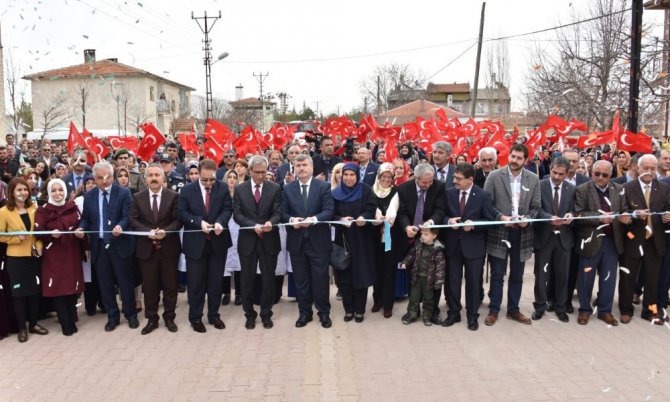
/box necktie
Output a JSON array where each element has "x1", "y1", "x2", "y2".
[
  {"x1": 254, "y1": 184, "x2": 261, "y2": 204},
  {"x1": 413, "y1": 190, "x2": 425, "y2": 227},
  {"x1": 644, "y1": 185, "x2": 652, "y2": 239},
  {"x1": 438, "y1": 169, "x2": 445, "y2": 182},
  {"x1": 152, "y1": 194, "x2": 159, "y2": 222},
  {"x1": 205, "y1": 187, "x2": 211, "y2": 214},
  {"x1": 360, "y1": 166, "x2": 366, "y2": 181},
  {"x1": 459, "y1": 191, "x2": 466, "y2": 216},
  {"x1": 552, "y1": 186, "x2": 560, "y2": 216},
  {"x1": 301, "y1": 184, "x2": 308, "y2": 209},
  {"x1": 75, "y1": 176, "x2": 81, "y2": 191},
  {"x1": 102, "y1": 190, "x2": 110, "y2": 241}
]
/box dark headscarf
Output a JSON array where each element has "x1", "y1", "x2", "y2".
[{"x1": 332, "y1": 162, "x2": 363, "y2": 202}]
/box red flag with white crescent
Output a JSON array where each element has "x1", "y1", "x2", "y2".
[
  {"x1": 178, "y1": 132, "x2": 199, "y2": 156},
  {"x1": 616, "y1": 130, "x2": 652, "y2": 153},
  {"x1": 107, "y1": 136, "x2": 139, "y2": 153},
  {"x1": 82, "y1": 131, "x2": 110, "y2": 162},
  {"x1": 137, "y1": 122, "x2": 167, "y2": 162},
  {"x1": 67, "y1": 122, "x2": 87, "y2": 154}
]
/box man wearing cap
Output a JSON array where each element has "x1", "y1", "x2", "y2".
[
  {"x1": 160, "y1": 153, "x2": 186, "y2": 193},
  {"x1": 114, "y1": 148, "x2": 145, "y2": 191}
]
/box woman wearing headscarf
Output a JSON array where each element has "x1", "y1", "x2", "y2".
[
  {"x1": 613, "y1": 150, "x2": 631, "y2": 179},
  {"x1": 371, "y1": 163, "x2": 402, "y2": 318},
  {"x1": 221, "y1": 170, "x2": 241, "y2": 306},
  {"x1": 332, "y1": 163, "x2": 377, "y2": 322},
  {"x1": 34, "y1": 179, "x2": 84, "y2": 336},
  {"x1": 392, "y1": 157, "x2": 411, "y2": 186},
  {"x1": 0, "y1": 177, "x2": 45, "y2": 342}
]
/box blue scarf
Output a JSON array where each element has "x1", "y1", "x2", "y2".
[{"x1": 332, "y1": 162, "x2": 363, "y2": 202}]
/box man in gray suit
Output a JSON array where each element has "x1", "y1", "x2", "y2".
[
  {"x1": 574, "y1": 160, "x2": 630, "y2": 326},
  {"x1": 483, "y1": 143, "x2": 541, "y2": 326},
  {"x1": 532, "y1": 157, "x2": 575, "y2": 323}
]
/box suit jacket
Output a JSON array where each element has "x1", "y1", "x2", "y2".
[
  {"x1": 275, "y1": 162, "x2": 292, "y2": 186},
  {"x1": 79, "y1": 184, "x2": 134, "y2": 260},
  {"x1": 233, "y1": 180, "x2": 282, "y2": 256},
  {"x1": 433, "y1": 163, "x2": 455, "y2": 190},
  {"x1": 442, "y1": 185, "x2": 495, "y2": 259},
  {"x1": 396, "y1": 179, "x2": 445, "y2": 233},
  {"x1": 177, "y1": 180, "x2": 233, "y2": 259},
  {"x1": 129, "y1": 188, "x2": 182, "y2": 260},
  {"x1": 574, "y1": 173, "x2": 590, "y2": 186},
  {"x1": 359, "y1": 162, "x2": 379, "y2": 187},
  {"x1": 281, "y1": 178, "x2": 334, "y2": 254},
  {"x1": 574, "y1": 181, "x2": 627, "y2": 257},
  {"x1": 63, "y1": 171, "x2": 93, "y2": 195},
  {"x1": 533, "y1": 179, "x2": 576, "y2": 251},
  {"x1": 622, "y1": 179, "x2": 670, "y2": 258},
  {"x1": 474, "y1": 168, "x2": 494, "y2": 189},
  {"x1": 313, "y1": 154, "x2": 342, "y2": 179},
  {"x1": 483, "y1": 167, "x2": 541, "y2": 261}
]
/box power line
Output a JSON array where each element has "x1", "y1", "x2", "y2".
[{"x1": 426, "y1": 41, "x2": 479, "y2": 81}]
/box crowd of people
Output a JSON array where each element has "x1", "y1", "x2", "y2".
[{"x1": 1, "y1": 130, "x2": 670, "y2": 342}]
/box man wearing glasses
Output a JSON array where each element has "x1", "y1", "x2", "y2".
[
  {"x1": 215, "y1": 150, "x2": 237, "y2": 180},
  {"x1": 41, "y1": 144, "x2": 59, "y2": 169},
  {"x1": 177, "y1": 159, "x2": 233, "y2": 333},
  {"x1": 574, "y1": 160, "x2": 631, "y2": 326}
]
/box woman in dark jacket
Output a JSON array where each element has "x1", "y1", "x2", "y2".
[
  {"x1": 332, "y1": 163, "x2": 377, "y2": 323},
  {"x1": 34, "y1": 178, "x2": 84, "y2": 336}
]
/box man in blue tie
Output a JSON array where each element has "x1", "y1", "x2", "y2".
[
  {"x1": 76, "y1": 161, "x2": 138, "y2": 332},
  {"x1": 64, "y1": 150, "x2": 92, "y2": 198}
]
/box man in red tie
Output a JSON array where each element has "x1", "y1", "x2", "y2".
[
  {"x1": 176, "y1": 159, "x2": 233, "y2": 333},
  {"x1": 232, "y1": 155, "x2": 283, "y2": 329},
  {"x1": 129, "y1": 164, "x2": 182, "y2": 334}
]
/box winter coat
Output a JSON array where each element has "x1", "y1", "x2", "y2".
[{"x1": 400, "y1": 239, "x2": 446, "y2": 290}]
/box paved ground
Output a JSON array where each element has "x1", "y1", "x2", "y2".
[{"x1": 3, "y1": 260, "x2": 670, "y2": 402}]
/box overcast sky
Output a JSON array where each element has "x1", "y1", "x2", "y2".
[{"x1": 1, "y1": 0, "x2": 666, "y2": 117}]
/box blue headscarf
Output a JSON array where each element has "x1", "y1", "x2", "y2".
[{"x1": 332, "y1": 162, "x2": 363, "y2": 202}]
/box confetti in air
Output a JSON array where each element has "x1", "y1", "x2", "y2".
[
  {"x1": 522, "y1": 186, "x2": 530, "y2": 192},
  {"x1": 35, "y1": 276, "x2": 40, "y2": 285},
  {"x1": 640, "y1": 245, "x2": 644, "y2": 257},
  {"x1": 597, "y1": 224, "x2": 608, "y2": 230},
  {"x1": 501, "y1": 240, "x2": 511, "y2": 248},
  {"x1": 543, "y1": 263, "x2": 548, "y2": 273},
  {"x1": 603, "y1": 197, "x2": 611, "y2": 207},
  {"x1": 620, "y1": 267, "x2": 630, "y2": 274},
  {"x1": 604, "y1": 271, "x2": 610, "y2": 281},
  {"x1": 584, "y1": 267, "x2": 593, "y2": 273},
  {"x1": 48, "y1": 278, "x2": 53, "y2": 287}
]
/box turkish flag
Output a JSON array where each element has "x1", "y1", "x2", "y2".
[
  {"x1": 542, "y1": 115, "x2": 588, "y2": 139},
  {"x1": 459, "y1": 118, "x2": 480, "y2": 137},
  {"x1": 82, "y1": 131, "x2": 110, "y2": 162},
  {"x1": 204, "y1": 119, "x2": 234, "y2": 147},
  {"x1": 67, "y1": 122, "x2": 87, "y2": 154},
  {"x1": 525, "y1": 128, "x2": 547, "y2": 157},
  {"x1": 577, "y1": 130, "x2": 616, "y2": 149},
  {"x1": 384, "y1": 141, "x2": 399, "y2": 162},
  {"x1": 137, "y1": 122, "x2": 166, "y2": 162},
  {"x1": 403, "y1": 122, "x2": 419, "y2": 141},
  {"x1": 107, "y1": 136, "x2": 139, "y2": 153},
  {"x1": 203, "y1": 138, "x2": 225, "y2": 165},
  {"x1": 451, "y1": 136, "x2": 468, "y2": 159},
  {"x1": 178, "y1": 132, "x2": 199, "y2": 156},
  {"x1": 617, "y1": 130, "x2": 653, "y2": 153}
]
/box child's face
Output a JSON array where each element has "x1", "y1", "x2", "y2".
[{"x1": 420, "y1": 230, "x2": 437, "y2": 244}]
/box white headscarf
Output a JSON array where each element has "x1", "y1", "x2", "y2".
[
  {"x1": 372, "y1": 163, "x2": 396, "y2": 198},
  {"x1": 47, "y1": 178, "x2": 67, "y2": 207}
]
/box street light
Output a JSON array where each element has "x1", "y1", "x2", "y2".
[
  {"x1": 211, "y1": 52, "x2": 229, "y2": 66},
  {"x1": 110, "y1": 82, "x2": 124, "y2": 136},
  {"x1": 205, "y1": 51, "x2": 229, "y2": 120}
]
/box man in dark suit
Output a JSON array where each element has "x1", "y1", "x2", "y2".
[
  {"x1": 560, "y1": 148, "x2": 590, "y2": 313},
  {"x1": 442, "y1": 163, "x2": 494, "y2": 330},
  {"x1": 129, "y1": 164, "x2": 182, "y2": 334},
  {"x1": 356, "y1": 147, "x2": 378, "y2": 187},
  {"x1": 0, "y1": 146, "x2": 20, "y2": 183},
  {"x1": 313, "y1": 137, "x2": 342, "y2": 182},
  {"x1": 396, "y1": 162, "x2": 445, "y2": 324},
  {"x1": 574, "y1": 160, "x2": 630, "y2": 326},
  {"x1": 612, "y1": 153, "x2": 640, "y2": 185},
  {"x1": 177, "y1": 159, "x2": 233, "y2": 333},
  {"x1": 275, "y1": 145, "x2": 302, "y2": 186},
  {"x1": 620, "y1": 154, "x2": 670, "y2": 324},
  {"x1": 64, "y1": 150, "x2": 93, "y2": 197},
  {"x1": 281, "y1": 154, "x2": 335, "y2": 328},
  {"x1": 474, "y1": 147, "x2": 497, "y2": 189},
  {"x1": 40, "y1": 144, "x2": 59, "y2": 169},
  {"x1": 532, "y1": 157, "x2": 576, "y2": 323},
  {"x1": 233, "y1": 155, "x2": 282, "y2": 330},
  {"x1": 215, "y1": 149, "x2": 237, "y2": 180},
  {"x1": 659, "y1": 175, "x2": 670, "y2": 311},
  {"x1": 431, "y1": 141, "x2": 455, "y2": 190},
  {"x1": 75, "y1": 161, "x2": 138, "y2": 332},
  {"x1": 483, "y1": 143, "x2": 541, "y2": 326}
]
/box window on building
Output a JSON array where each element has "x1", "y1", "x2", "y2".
[
  {"x1": 150, "y1": 86, "x2": 155, "y2": 101},
  {"x1": 171, "y1": 100, "x2": 176, "y2": 112}
]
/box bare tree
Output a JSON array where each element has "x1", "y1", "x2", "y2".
[
  {"x1": 360, "y1": 63, "x2": 427, "y2": 114},
  {"x1": 5, "y1": 49, "x2": 28, "y2": 134},
  {"x1": 523, "y1": 0, "x2": 663, "y2": 131},
  {"x1": 74, "y1": 79, "x2": 91, "y2": 128},
  {"x1": 484, "y1": 38, "x2": 512, "y2": 117},
  {"x1": 38, "y1": 93, "x2": 69, "y2": 139},
  {"x1": 126, "y1": 102, "x2": 155, "y2": 135}
]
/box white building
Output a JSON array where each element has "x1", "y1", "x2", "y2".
[{"x1": 23, "y1": 49, "x2": 194, "y2": 137}]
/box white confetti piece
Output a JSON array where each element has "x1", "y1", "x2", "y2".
[
  {"x1": 549, "y1": 318, "x2": 559, "y2": 323},
  {"x1": 501, "y1": 240, "x2": 511, "y2": 248},
  {"x1": 640, "y1": 245, "x2": 644, "y2": 257},
  {"x1": 76, "y1": 281, "x2": 79, "y2": 290},
  {"x1": 620, "y1": 188, "x2": 625, "y2": 196},
  {"x1": 646, "y1": 226, "x2": 652, "y2": 234},
  {"x1": 35, "y1": 222, "x2": 39, "y2": 227},
  {"x1": 584, "y1": 267, "x2": 593, "y2": 273},
  {"x1": 580, "y1": 239, "x2": 585, "y2": 250},
  {"x1": 651, "y1": 318, "x2": 660, "y2": 325},
  {"x1": 107, "y1": 220, "x2": 112, "y2": 226},
  {"x1": 645, "y1": 395, "x2": 652, "y2": 401},
  {"x1": 68, "y1": 226, "x2": 73, "y2": 230},
  {"x1": 597, "y1": 224, "x2": 609, "y2": 230},
  {"x1": 597, "y1": 234, "x2": 606, "y2": 237},
  {"x1": 590, "y1": 356, "x2": 595, "y2": 366},
  {"x1": 35, "y1": 276, "x2": 40, "y2": 285},
  {"x1": 48, "y1": 278, "x2": 53, "y2": 287},
  {"x1": 584, "y1": 232, "x2": 594, "y2": 243},
  {"x1": 603, "y1": 197, "x2": 611, "y2": 207},
  {"x1": 601, "y1": 386, "x2": 610, "y2": 393},
  {"x1": 620, "y1": 267, "x2": 630, "y2": 274},
  {"x1": 13, "y1": 284, "x2": 20, "y2": 289},
  {"x1": 0, "y1": 284, "x2": 3, "y2": 290},
  {"x1": 76, "y1": 302, "x2": 82, "y2": 308},
  {"x1": 553, "y1": 230, "x2": 560, "y2": 235},
  {"x1": 598, "y1": 209, "x2": 608, "y2": 215},
  {"x1": 105, "y1": 244, "x2": 110, "y2": 249},
  {"x1": 1, "y1": 261, "x2": 4, "y2": 271},
  {"x1": 522, "y1": 186, "x2": 530, "y2": 192},
  {"x1": 648, "y1": 370, "x2": 655, "y2": 380},
  {"x1": 46, "y1": 242, "x2": 52, "y2": 250},
  {"x1": 604, "y1": 271, "x2": 610, "y2": 281},
  {"x1": 543, "y1": 263, "x2": 548, "y2": 273}
]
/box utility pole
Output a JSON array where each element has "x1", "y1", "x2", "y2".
[
  {"x1": 628, "y1": 0, "x2": 643, "y2": 133},
  {"x1": 470, "y1": 2, "x2": 486, "y2": 117},
  {"x1": 253, "y1": 72, "x2": 269, "y2": 130},
  {"x1": 376, "y1": 76, "x2": 382, "y2": 117},
  {"x1": 192, "y1": 10, "x2": 221, "y2": 121}
]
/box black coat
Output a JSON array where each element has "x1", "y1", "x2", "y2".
[{"x1": 334, "y1": 185, "x2": 378, "y2": 289}]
